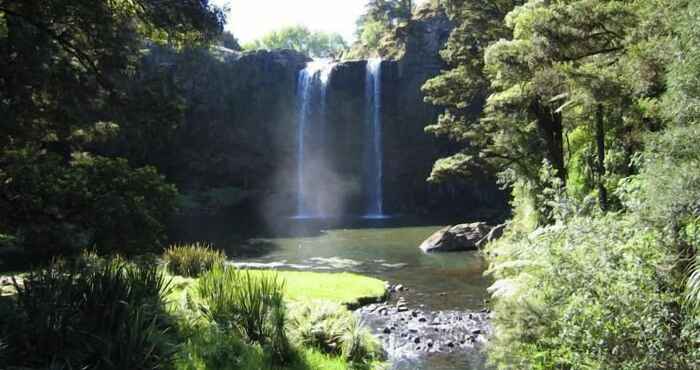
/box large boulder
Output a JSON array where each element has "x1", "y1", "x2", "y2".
[{"x1": 420, "y1": 222, "x2": 491, "y2": 253}]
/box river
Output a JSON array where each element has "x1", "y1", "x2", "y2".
[{"x1": 227, "y1": 217, "x2": 493, "y2": 369}]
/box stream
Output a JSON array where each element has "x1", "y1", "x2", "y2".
[{"x1": 228, "y1": 217, "x2": 493, "y2": 370}]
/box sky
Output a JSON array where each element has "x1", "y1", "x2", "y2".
[{"x1": 212, "y1": 0, "x2": 427, "y2": 44}]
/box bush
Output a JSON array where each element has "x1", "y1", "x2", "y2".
[
  {"x1": 175, "y1": 322, "x2": 264, "y2": 370},
  {"x1": 288, "y1": 302, "x2": 380, "y2": 364},
  {"x1": 164, "y1": 243, "x2": 226, "y2": 277},
  {"x1": 197, "y1": 266, "x2": 291, "y2": 362},
  {"x1": 0, "y1": 150, "x2": 178, "y2": 257},
  {"x1": 0, "y1": 256, "x2": 175, "y2": 369},
  {"x1": 485, "y1": 216, "x2": 685, "y2": 369}
]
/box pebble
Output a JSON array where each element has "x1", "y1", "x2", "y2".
[{"x1": 357, "y1": 282, "x2": 492, "y2": 358}]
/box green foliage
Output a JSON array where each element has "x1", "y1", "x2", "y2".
[
  {"x1": 621, "y1": 125, "x2": 700, "y2": 228},
  {"x1": 347, "y1": 0, "x2": 415, "y2": 59},
  {"x1": 169, "y1": 269, "x2": 385, "y2": 370},
  {"x1": 0, "y1": 256, "x2": 175, "y2": 369},
  {"x1": 174, "y1": 320, "x2": 370, "y2": 370},
  {"x1": 424, "y1": 0, "x2": 673, "y2": 218},
  {"x1": 164, "y1": 243, "x2": 226, "y2": 278},
  {"x1": 175, "y1": 322, "x2": 265, "y2": 370},
  {"x1": 0, "y1": 150, "x2": 178, "y2": 257},
  {"x1": 0, "y1": 0, "x2": 223, "y2": 256},
  {"x1": 244, "y1": 25, "x2": 347, "y2": 58},
  {"x1": 197, "y1": 266, "x2": 291, "y2": 362},
  {"x1": 288, "y1": 302, "x2": 381, "y2": 365},
  {"x1": 486, "y1": 215, "x2": 685, "y2": 369},
  {"x1": 662, "y1": 0, "x2": 700, "y2": 126}
]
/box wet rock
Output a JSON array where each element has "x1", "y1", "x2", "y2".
[
  {"x1": 419, "y1": 222, "x2": 491, "y2": 252},
  {"x1": 414, "y1": 337, "x2": 421, "y2": 344},
  {"x1": 383, "y1": 327, "x2": 392, "y2": 334},
  {"x1": 476, "y1": 223, "x2": 507, "y2": 248}
]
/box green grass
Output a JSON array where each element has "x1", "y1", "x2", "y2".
[
  {"x1": 169, "y1": 268, "x2": 387, "y2": 370},
  {"x1": 168, "y1": 269, "x2": 387, "y2": 309}
]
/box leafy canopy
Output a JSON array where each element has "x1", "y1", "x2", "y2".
[{"x1": 244, "y1": 25, "x2": 347, "y2": 58}]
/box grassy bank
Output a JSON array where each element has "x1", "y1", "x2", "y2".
[
  {"x1": 170, "y1": 267, "x2": 387, "y2": 370},
  {"x1": 0, "y1": 250, "x2": 388, "y2": 370},
  {"x1": 169, "y1": 269, "x2": 387, "y2": 309}
]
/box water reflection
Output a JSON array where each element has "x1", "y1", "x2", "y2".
[{"x1": 232, "y1": 219, "x2": 493, "y2": 370}]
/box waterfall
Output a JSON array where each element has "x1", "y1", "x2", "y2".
[
  {"x1": 294, "y1": 60, "x2": 335, "y2": 218},
  {"x1": 364, "y1": 58, "x2": 386, "y2": 218}
]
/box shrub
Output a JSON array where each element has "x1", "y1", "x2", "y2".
[
  {"x1": 174, "y1": 322, "x2": 263, "y2": 370},
  {"x1": 197, "y1": 266, "x2": 291, "y2": 362},
  {"x1": 485, "y1": 216, "x2": 685, "y2": 369},
  {"x1": 0, "y1": 257, "x2": 175, "y2": 369},
  {"x1": 0, "y1": 150, "x2": 178, "y2": 257},
  {"x1": 164, "y1": 243, "x2": 226, "y2": 277},
  {"x1": 288, "y1": 302, "x2": 380, "y2": 364}
]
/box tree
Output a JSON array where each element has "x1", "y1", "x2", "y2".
[
  {"x1": 244, "y1": 25, "x2": 347, "y2": 58},
  {"x1": 349, "y1": 0, "x2": 416, "y2": 58},
  {"x1": 424, "y1": 0, "x2": 670, "y2": 219},
  {"x1": 219, "y1": 31, "x2": 242, "y2": 51},
  {"x1": 421, "y1": 0, "x2": 523, "y2": 181},
  {"x1": 0, "y1": 0, "x2": 224, "y2": 256}
]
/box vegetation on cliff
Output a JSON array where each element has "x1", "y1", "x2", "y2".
[
  {"x1": 243, "y1": 25, "x2": 347, "y2": 58},
  {"x1": 425, "y1": 0, "x2": 700, "y2": 367}
]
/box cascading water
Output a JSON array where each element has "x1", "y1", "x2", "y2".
[
  {"x1": 364, "y1": 58, "x2": 386, "y2": 218},
  {"x1": 294, "y1": 60, "x2": 335, "y2": 219}
]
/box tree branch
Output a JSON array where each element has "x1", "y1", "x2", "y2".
[{"x1": 0, "y1": 7, "x2": 114, "y2": 91}]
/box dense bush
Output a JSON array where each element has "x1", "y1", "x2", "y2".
[
  {"x1": 485, "y1": 215, "x2": 685, "y2": 369},
  {"x1": 0, "y1": 256, "x2": 175, "y2": 369},
  {"x1": 175, "y1": 323, "x2": 264, "y2": 370},
  {"x1": 197, "y1": 266, "x2": 291, "y2": 362},
  {"x1": 288, "y1": 302, "x2": 380, "y2": 364},
  {"x1": 164, "y1": 243, "x2": 226, "y2": 277},
  {"x1": 0, "y1": 150, "x2": 178, "y2": 257}
]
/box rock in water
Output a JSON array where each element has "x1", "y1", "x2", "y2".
[
  {"x1": 419, "y1": 222, "x2": 491, "y2": 252},
  {"x1": 476, "y1": 223, "x2": 507, "y2": 248}
]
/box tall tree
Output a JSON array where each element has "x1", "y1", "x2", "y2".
[
  {"x1": 421, "y1": 0, "x2": 524, "y2": 182},
  {"x1": 424, "y1": 0, "x2": 670, "y2": 218},
  {"x1": 0, "y1": 0, "x2": 225, "y2": 256}
]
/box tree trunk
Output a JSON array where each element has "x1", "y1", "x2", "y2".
[
  {"x1": 596, "y1": 103, "x2": 607, "y2": 211},
  {"x1": 531, "y1": 99, "x2": 566, "y2": 184}
]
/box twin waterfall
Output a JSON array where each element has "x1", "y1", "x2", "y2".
[{"x1": 294, "y1": 59, "x2": 386, "y2": 219}]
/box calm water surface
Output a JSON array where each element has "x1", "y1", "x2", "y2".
[{"x1": 228, "y1": 217, "x2": 493, "y2": 369}]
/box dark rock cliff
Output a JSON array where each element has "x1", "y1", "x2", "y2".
[{"x1": 142, "y1": 3, "x2": 506, "y2": 234}]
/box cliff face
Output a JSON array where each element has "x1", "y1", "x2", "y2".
[
  {"x1": 145, "y1": 4, "x2": 506, "y2": 226},
  {"x1": 383, "y1": 5, "x2": 458, "y2": 214}
]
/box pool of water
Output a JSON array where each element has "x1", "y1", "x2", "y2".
[{"x1": 226, "y1": 217, "x2": 493, "y2": 369}]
